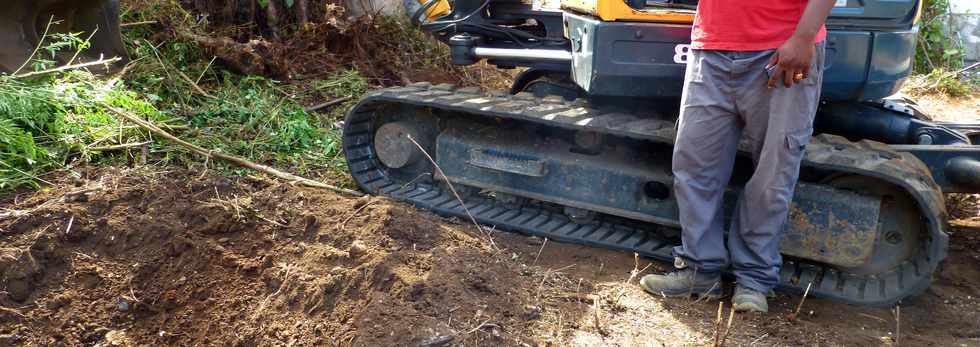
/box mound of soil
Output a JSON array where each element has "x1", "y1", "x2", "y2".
[
  {"x1": 0, "y1": 168, "x2": 540, "y2": 345},
  {"x1": 3, "y1": 167, "x2": 980, "y2": 346}
]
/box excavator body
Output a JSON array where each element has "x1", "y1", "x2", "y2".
[
  {"x1": 0, "y1": 0, "x2": 128, "y2": 75},
  {"x1": 344, "y1": 0, "x2": 980, "y2": 306}
]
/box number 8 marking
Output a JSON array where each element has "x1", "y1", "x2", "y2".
[{"x1": 674, "y1": 44, "x2": 691, "y2": 64}]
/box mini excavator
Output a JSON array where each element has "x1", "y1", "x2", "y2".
[{"x1": 342, "y1": 0, "x2": 980, "y2": 306}]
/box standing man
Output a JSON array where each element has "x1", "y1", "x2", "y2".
[{"x1": 640, "y1": 0, "x2": 837, "y2": 313}]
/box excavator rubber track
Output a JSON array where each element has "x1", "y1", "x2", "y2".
[{"x1": 342, "y1": 82, "x2": 949, "y2": 306}]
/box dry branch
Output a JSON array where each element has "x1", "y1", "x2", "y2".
[
  {"x1": 101, "y1": 104, "x2": 363, "y2": 196},
  {"x1": 12, "y1": 57, "x2": 123, "y2": 79},
  {"x1": 89, "y1": 141, "x2": 153, "y2": 152},
  {"x1": 789, "y1": 281, "x2": 813, "y2": 321},
  {"x1": 712, "y1": 302, "x2": 724, "y2": 346},
  {"x1": 305, "y1": 96, "x2": 352, "y2": 113}
]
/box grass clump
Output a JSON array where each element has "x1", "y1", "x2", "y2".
[{"x1": 1, "y1": 3, "x2": 367, "y2": 192}]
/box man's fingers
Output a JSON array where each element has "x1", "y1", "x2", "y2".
[
  {"x1": 766, "y1": 52, "x2": 779, "y2": 69},
  {"x1": 767, "y1": 68, "x2": 780, "y2": 88},
  {"x1": 782, "y1": 67, "x2": 794, "y2": 88},
  {"x1": 802, "y1": 65, "x2": 811, "y2": 81}
]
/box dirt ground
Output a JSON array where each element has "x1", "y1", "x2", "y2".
[{"x1": 0, "y1": 164, "x2": 978, "y2": 347}]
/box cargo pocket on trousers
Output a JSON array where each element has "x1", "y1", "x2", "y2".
[
  {"x1": 785, "y1": 128, "x2": 812, "y2": 155},
  {"x1": 769, "y1": 128, "x2": 813, "y2": 192}
]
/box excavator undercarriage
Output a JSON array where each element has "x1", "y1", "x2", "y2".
[{"x1": 343, "y1": 0, "x2": 980, "y2": 306}]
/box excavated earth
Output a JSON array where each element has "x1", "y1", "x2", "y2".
[{"x1": 0, "y1": 167, "x2": 978, "y2": 346}]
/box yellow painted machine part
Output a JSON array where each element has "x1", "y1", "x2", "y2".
[
  {"x1": 561, "y1": 0, "x2": 694, "y2": 22},
  {"x1": 419, "y1": 0, "x2": 452, "y2": 20}
]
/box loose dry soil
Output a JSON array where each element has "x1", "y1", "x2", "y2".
[{"x1": 1, "y1": 165, "x2": 979, "y2": 346}]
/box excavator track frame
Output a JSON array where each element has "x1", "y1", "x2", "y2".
[{"x1": 342, "y1": 82, "x2": 949, "y2": 306}]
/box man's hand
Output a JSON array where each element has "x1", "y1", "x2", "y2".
[
  {"x1": 766, "y1": 35, "x2": 814, "y2": 89},
  {"x1": 767, "y1": 0, "x2": 836, "y2": 89}
]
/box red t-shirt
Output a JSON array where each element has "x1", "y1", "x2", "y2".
[{"x1": 691, "y1": 0, "x2": 827, "y2": 51}]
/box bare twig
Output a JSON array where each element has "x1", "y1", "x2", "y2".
[
  {"x1": 592, "y1": 292, "x2": 606, "y2": 336},
  {"x1": 340, "y1": 199, "x2": 376, "y2": 229},
  {"x1": 462, "y1": 318, "x2": 493, "y2": 335},
  {"x1": 406, "y1": 134, "x2": 497, "y2": 250},
  {"x1": 174, "y1": 67, "x2": 218, "y2": 100},
  {"x1": 120, "y1": 20, "x2": 158, "y2": 27},
  {"x1": 67, "y1": 28, "x2": 99, "y2": 66},
  {"x1": 719, "y1": 306, "x2": 736, "y2": 346},
  {"x1": 305, "y1": 96, "x2": 353, "y2": 113},
  {"x1": 102, "y1": 104, "x2": 363, "y2": 196},
  {"x1": 12, "y1": 57, "x2": 123, "y2": 80},
  {"x1": 789, "y1": 281, "x2": 813, "y2": 321},
  {"x1": 712, "y1": 302, "x2": 724, "y2": 346},
  {"x1": 89, "y1": 141, "x2": 153, "y2": 152},
  {"x1": 532, "y1": 238, "x2": 548, "y2": 266},
  {"x1": 693, "y1": 281, "x2": 720, "y2": 304},
  {"x1": 195, "y1": 56, "x2": 217, "y2": 85},
  {"x1": 857, "y1": 312, "x2": 888, "y2": 324},
  {"x1": 13, "y1": 16, "x2": 55, "y2": 75},
  {"x1": 64, "y1": 216, "x2": 74, "y2": 234},
  {"x1": 252, "y1": 264, "x2": 294, "y2": 320},
  {"x1": 895, "y1": 305, "x2": 901, "y2": 346},
  {"x1": 748, "y1": 333, "x2": 769, "y2": 346}
]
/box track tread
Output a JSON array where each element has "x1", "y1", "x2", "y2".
[{"x1": 342, "y1": 83, "x2": 949, "y2": 306}]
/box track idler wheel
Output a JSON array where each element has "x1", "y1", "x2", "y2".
[{"x1": 0, "y1": 0, "x2": 129, "y2": 74}]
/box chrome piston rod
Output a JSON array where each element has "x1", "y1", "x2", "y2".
[{"x1": 472, "y1": 47, "x2": 572, "y2": 61}]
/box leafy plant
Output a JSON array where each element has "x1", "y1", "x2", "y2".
[{"x1": 915, "y1": 0, "x2": 964, "y2": 73}]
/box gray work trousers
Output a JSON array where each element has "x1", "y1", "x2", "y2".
[{"x1": 671, "y1": 43, "x2": 825, "y2": 293}]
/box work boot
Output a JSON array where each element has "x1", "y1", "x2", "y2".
[
  {"x1": 732, "y1": 284, "x2": 768, "y2": 313},
  {"x1": 639, "y1": 258, "x2": 721, "y2": 299}
]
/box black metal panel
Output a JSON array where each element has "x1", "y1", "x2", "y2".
[{"x1": 566, "y1": 12, "x2": 689, "y2": 98}]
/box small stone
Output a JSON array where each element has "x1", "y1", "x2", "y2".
[
  {"x1": 418, "y1": 335, "x2": 454, "y2": 347},
  {"x1": 115, "y1": 297, "x2": 130, "y2": 312},
  {"x1": 348, "y1": 240, "x2": 368, "y2": 257},
  {"x1": 218, "y1": 238, "x2": 230, "y2": 244},
  {"x1": 524, "y1": 305, "x2": 542, "y2": 320}
]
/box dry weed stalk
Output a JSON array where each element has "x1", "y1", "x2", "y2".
[
  {"x1": 251, "y1": 263, "x2": 297, "y2": 320},
  {"x1": 894, "y1": 304, "x2": 901, "y2": 346},
  {"x1": 592, "y1": 291, "x2": 606, "y2": 336},
  {"x1": 712, "y1": 301, "x2": 724, "y2": 346},
  {"x1": 406, "y1": 134, "x2": 498, "y2": 250},
  {"x1": 340, "y1": 198, "x2": 376, "y2": 229},
  {"x1": 789, "y1": 281, "x2": 813, "y2": 321},
  {"x1": 532, "y1": 237, "x2": 549, "y2": 266},
  {"x1": 719, "y1": 306, "x2": 736, "y2": 346}
]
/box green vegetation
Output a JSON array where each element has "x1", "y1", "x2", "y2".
[
  {"x1": 911, "y1": 0, "x2": 977, "y2": 96},
  {"x1": 0, "y1": 5, "x2": 370, "y2": 192},
  {"x1": 916, "y1": 0, "x2": 963, "y2": 73}
]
